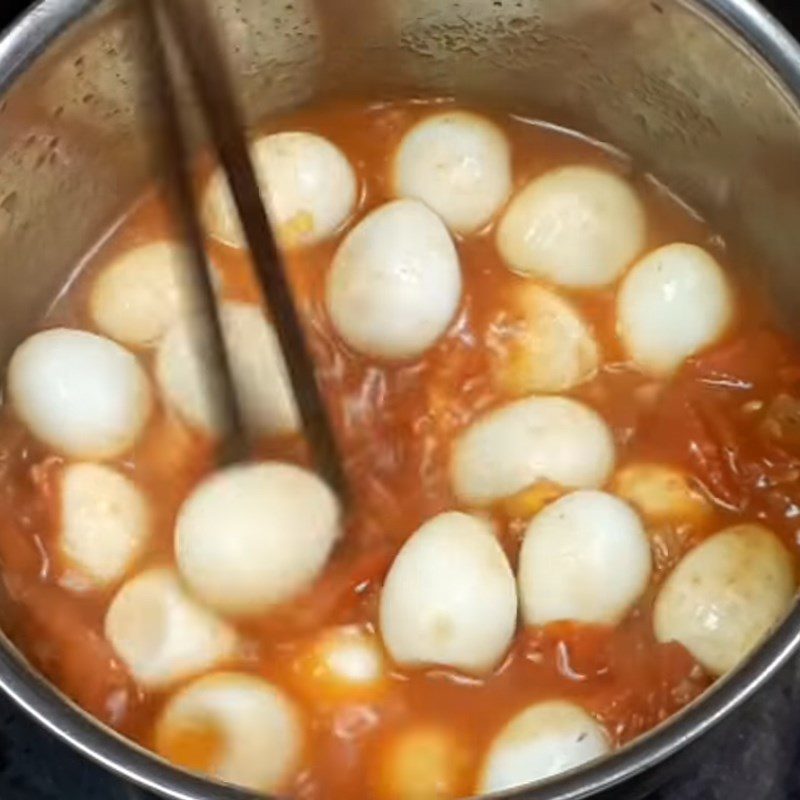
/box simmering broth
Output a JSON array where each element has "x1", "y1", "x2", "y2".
[{"x1": 0, "y1": 97, "x2": 799, "y2": 799}]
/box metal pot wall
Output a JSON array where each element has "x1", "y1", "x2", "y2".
[{"x1": 2, "y1": 0, "x2": 800, "y2": 798}]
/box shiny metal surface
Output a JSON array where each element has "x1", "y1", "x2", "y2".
[{"x1": 1, "y1": 1, "x2": 800, "y2": 799}]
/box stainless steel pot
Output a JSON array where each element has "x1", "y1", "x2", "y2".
[{"x1": 2, "y1": 1, "x2": 800, "y2": 798}]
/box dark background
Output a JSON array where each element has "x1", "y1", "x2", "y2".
[{"x1": 2, "y1": 0, "x2": 800, "y2": 799}]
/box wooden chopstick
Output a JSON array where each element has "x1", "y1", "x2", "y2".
[
  {"x1": 143, "y1": 0, "x2": 349, "y2": 502},
  {"x1": 140, "y1": 0, "x2": 249, "y2": 467}
]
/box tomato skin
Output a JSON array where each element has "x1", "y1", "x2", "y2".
[
  {"x1": 606, "y1": 326, "x2": 800, "y2": 537},
  {"x1": 517, "y1": 620, "x2": 709, "y2": 744}
]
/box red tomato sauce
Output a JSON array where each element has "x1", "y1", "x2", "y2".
[{"x1": 0, "y1": 97, "x2": 799, "y2": 799}]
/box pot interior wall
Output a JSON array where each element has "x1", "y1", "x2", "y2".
[{"x1": 2, "y1": 0, "x2": 800, "y2": 367}]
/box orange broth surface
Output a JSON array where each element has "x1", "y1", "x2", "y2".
[{"x1": 1, "y1": 96, "x2": 800, "y2": 799}]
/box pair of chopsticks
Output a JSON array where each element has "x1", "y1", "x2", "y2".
[{"x1": 139, "y1": 0, "x2": 348, "y2": 502}]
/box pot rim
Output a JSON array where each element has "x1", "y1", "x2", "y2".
[{"x1": 2, "y1": 1, "x2": 800, "y2": 799}]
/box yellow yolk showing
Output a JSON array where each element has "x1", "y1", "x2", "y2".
[
  {"x1": 612, "y1": 463, "x2": 710, "y2": 527},
  {"x1": 279, "y1": 211, "x2": 316, "y2": 246},
  {"x1": 374, "y1": 726, "x2": 471, "y2": 800},
  {"x1": 499, "y1": 480, "x2": 564, "y2": 519},
  {"x1": 157, "y1": 717, "x2": 224, "y2": 775},
  {"x1": 292, "y1": 626, "x2": 387, "y2": 704}
]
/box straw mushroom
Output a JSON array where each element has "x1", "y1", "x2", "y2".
[{"x1": 653, "y1": 524, "x2": 794, "y2": 676}]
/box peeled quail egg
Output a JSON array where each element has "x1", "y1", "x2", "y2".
[
  {"x1": 203, "y1": 131, "x2": 357, "y2": 249},
  {"x1": 612, "y1": 462, "x2": 710, "y2": 526},
  {"x1": 518, "y1": 490, "x2": 652, "y2": 626},
  {"x1": 58, "y1": 463, "x2": 150, "y2": 591},
  {"x1": 496, "y1": 166, "x2": 646, "y2": 287},
  {"x1": 379, "y1": 511, "x2": 517, "y2": 675},
  {"x1": 392, "y1": 110, "x2": 512, "y2": 233},
  {"x1": 375, "y1": 725, "x2": 470, "y2": 800},
  {"x1": 155, "y1": 671, "x2": 303, "y2": 793},
  {"x1": 89, "y1": 240, "x2": 195, "y2": 347},
  {"x1": 105, "y1": 567, "x2": 238, "y2": 689},
  {"x1": 175, "y1": 461, "x2": 341, "y2": 616},
  {"x1": 296, "y1": 625, "x2": 386, "y2": 703},
  {"x1": 325, "y1": 199, "x2": 462, "y2": 360},
  {"x1": 490, "y1": 283, "x2": 600, "y2": 394},
  {"x1": 617, "y1": 243, "x2": 733, "y2": 376},
  {"x1": 451, "y1": 396, "x2": 615, "y2": 506},
  {"x1": 478, "y1": 701, "x2": 610, "y2": 793},
  {"x1": 8, "y1": 328, "x2": 152, "y2": 459}
]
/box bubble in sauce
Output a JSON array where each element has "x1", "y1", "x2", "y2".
[
  {"x1": 496, "y1": 165, "x2": 646, "y2": 287},
  {"x1": 105, "y1": 567, "x2": 238, "y2": 689},
  {"x1": 379, "y1": 511, "x2": 517, "y2": 675},
  {"x1": 155, "y1": 671, "x2": 303, "y2": 793},
  {"x1": 518, "y1": 490, "x2": 652, "y2": 626},
  {"x1": 451, "y1": 396, "x2": 615, "y2": 506},
  {"x1": 156, "y1": 301, "x2": 299, "y2": 438},
  {"x1": 392, "y1": 110, "x2": 512, "y2": 234},
  {"x1": 203, "y1": 131, "x2": 357, "y2": 249},
  {"x1": 175, "y1": 462, "x2": 341, "y2": 616},
  {"x1": 8, "y1": 328, "x2": 152, "y2": 459},
  {"x1": 325, "y1": 199, "x2": 462, "y2": 360},
  {"x1": 617, "y1": 243, "x2": 733, "y2": 376},
  {"x1": 58, "y1": 463, "x2": 151, "y2": 591},
  {"x1": 478, "y1": 701, "x2": 610, "y2": 793},
  {"x1": 89, "y1": 240, "x2": 196, "y2": 347},
  {"x1": 653, "y1": 524, "x2": 795, "y2": 676},
  {"x1": 489, "y1": 283, "x2": 600, "y2": 394}
]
